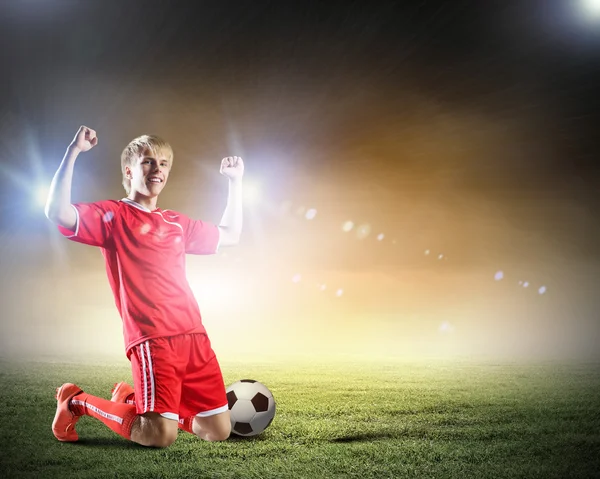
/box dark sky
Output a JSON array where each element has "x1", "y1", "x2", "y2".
[
  {"x1": 0, "y1": 0, "x2": 599, "y2": 359},
  {"x1": 1, "y1": 1, "x2": 598, "y2": 228}
]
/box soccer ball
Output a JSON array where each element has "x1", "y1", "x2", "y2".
[{"x1": 226, "y1": 379, "x2": 276, "y2": 437}]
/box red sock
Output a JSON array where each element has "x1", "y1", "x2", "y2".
[
  {"x1": 71, "y1": 393, "x2": 138, "y2": 440},
  {"x1": 178, "y1": 416, "x2": 195, "y2": 434},
  {"x1": 112, "y1": 391, "x2": 186, "y2": 434}
]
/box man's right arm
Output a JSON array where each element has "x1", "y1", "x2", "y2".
[{"x1": 45, "y1": 126, "x2": 98, "y2": 230}]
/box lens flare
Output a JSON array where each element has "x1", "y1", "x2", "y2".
[
  {"x1": 439, "y1": 321, "x2": 454, "y2": 333},
  {"x1": 305, "y1": 208, "x2": 317, "y2": 220},
  {"x1": 356, "y1": 224, "x2": 371, "y2": 240}
]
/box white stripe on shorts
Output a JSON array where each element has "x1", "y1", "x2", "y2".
[
  {"x1": 195, "y1": 404, "x2": 229, "y2": 418},
  {"x1": 139, "y1": 342, "x2": 148, "y2": 412},
  {"x1": 144, "y1": 341, "x2": 155, "y2": 412},
  {"x1": 161, "y1": 412, "x2": 179, "y2": 421}
]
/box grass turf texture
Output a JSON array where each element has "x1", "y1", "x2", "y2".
[{"x1": 0, "y1": 358, "x2": 599, "y2": 478}]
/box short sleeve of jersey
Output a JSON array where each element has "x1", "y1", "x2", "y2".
[
  {"x1": 178, "y1": 213, "x2": 220, "y2": 255},
  {"x1": 57, "y1": 200, "x2": 119, "y2": 248}
]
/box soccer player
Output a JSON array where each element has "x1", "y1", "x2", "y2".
[{"x1": 45, "y1": 125, "x2": 243, "y2": 447}]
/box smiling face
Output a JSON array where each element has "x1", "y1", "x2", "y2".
[
  {"x1": 125, "y1": 148, "x2": 172, "y2": 199},
  {"x1": 120, "y1": 135, "x2": 174, "y2": 206}
]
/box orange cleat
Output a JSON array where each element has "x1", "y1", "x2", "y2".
[
  {"x1": 52, "y1": 383, "x2": 83, "y2": 442},
  {"x1": 111, "y1": 382, "x2": 134, "y2": 403}
]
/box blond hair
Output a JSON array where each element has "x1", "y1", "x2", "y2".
[{"x1": 120, "y1": 135, "x2": 173, "y2": 194}]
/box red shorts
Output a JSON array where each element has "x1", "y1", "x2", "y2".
[{"x1": 128, "y1": 333, "x2": 228, "y2": 420}]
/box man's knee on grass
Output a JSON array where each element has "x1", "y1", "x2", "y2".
[
  {"x1": 193, "y1": 413, "x2": 231, "y2": 442},
  {"x1": 132, "y1": 413, "x2": 178, "y2": 448}
]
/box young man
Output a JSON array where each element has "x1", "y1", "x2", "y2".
[{"x1": 45, "y1": 125, "x2": 243, "y2": 447}]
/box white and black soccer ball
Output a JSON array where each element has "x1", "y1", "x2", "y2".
[{"x1": 226, "y1": 379, "x2": 276, "y2": 437}]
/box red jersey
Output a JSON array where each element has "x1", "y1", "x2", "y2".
[{"x1": 58, "y1": 198, "x2": 220, "y2": 352}]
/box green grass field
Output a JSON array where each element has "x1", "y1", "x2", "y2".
[{"x1": 0, "y1": 357, "x2": 599, "y2": 478}]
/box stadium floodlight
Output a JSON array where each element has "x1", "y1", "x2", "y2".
[
  {"x1": 582, "y1": 0, "x2": 600, "y2": 16},
  {"x1": 35, "y1": 184, "x2": 50, "y2": 208},
  {"x1": 243, "y1": 178, "x2": 261, "y2": 205}
]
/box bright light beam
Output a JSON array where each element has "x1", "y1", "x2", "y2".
[
  {"x1": 243, "y1": 178, "x2": 262, "y2": 205},
  {"x1": 582, "y1": 0, "x2": 600, "y2": 16},
  {"x1": 35, "y1": 184, "x2": 50, "y2": 208}
]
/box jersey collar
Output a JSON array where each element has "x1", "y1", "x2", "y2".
[{"x1": 120, "y1": 198, "x2": 159, "y2": 213}]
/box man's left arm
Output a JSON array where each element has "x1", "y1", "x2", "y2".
[{"x1": 218, "y1": 156, "x2": 244, "y2": 246}]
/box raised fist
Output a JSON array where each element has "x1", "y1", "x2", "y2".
[
  {"x1": 70, "y1": 125, "x2": 98, "y2": 152},
  {"x1": 220, "y1": 156, "x2": 244, "y2": 180}
]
